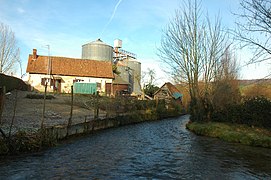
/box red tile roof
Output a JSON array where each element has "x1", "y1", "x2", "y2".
[{"x1": 26, "y1": 54, "x2": 114, "y2": 79}]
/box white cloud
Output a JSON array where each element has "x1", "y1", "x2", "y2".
[{"x1": 17, "y1": 7, "x2": 25, "y2": 14}]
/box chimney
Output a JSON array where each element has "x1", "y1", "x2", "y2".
[{"x1": 33, "y1": 49, "x2": 37, "y2": 59}]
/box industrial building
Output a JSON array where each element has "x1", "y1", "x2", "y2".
[
  {"x1": 26, "y1": 38, "x2": 142, "y2": 96},
  {"x1": 81, "y1": 38, "x2": 141, "y2": 96}
]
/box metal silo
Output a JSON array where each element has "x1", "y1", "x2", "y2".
[
  {"x1": 82, "y1": 39, "x2": 113, "y2": 62},
  {"x1": 117, "y1": 65, "x2": 131, "y2": 92},
  {"x1": 127, "y1": 59, "x2": 141, "y2": 95}
]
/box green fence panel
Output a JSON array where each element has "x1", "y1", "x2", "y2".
[{"x1": 73, "y1": 83, "x2": 97, "y2": 94}]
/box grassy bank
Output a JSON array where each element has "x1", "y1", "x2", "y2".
[{"x1": 186, "y1": 122, "x2": 271, "y2": 148}]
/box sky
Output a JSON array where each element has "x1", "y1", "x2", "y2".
[{"x1": 0, "y1": 0, "x2": 270, "y2": 86}]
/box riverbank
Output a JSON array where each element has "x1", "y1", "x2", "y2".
[
  {"x1": 186, "y1": 121, "x2": 271, "y2": 148},
  {"x1": 0, "y1": 110, "x2": 183, "y2": 156},
  {"x1": 0, "y1": 90, "x2": 184, "y2": 156}
]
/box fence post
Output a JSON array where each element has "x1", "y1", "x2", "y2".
[
  {"x1": 41, "y1": 82, "x2": 47, "y2": 129},
  {"x1": 94, "y1": 95, "x2": 99, "y2": 120},
  {"x1": 8, "y1": 89, "x2": 18, "y2": 138},
  {"x1": 0, "y1": 86, "x2": 5, "y2": 124},
  {"x1": 68, "y1": 85, "x2": 73, "y2": 127}
]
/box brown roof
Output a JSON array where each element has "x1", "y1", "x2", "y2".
[
  {"x1": 154, "y1": 82, "x2": 183, "y2": 99},
  {"x1": 164, "y1": 82, "x2": 181, "y2": 95},
  {"x1": 26, "y1": 54, "x2": 114, "y2": 79}
]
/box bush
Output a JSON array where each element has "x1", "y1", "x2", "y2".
[
  {"x1": 242, "y1": 96, "x2": 271, "y2": 128},
  {"x1": 26, "y1": 93, "x2": 55, "y2": 100},
  {"x1": 212, "y1": 96, "x2": 271, "y2": 128}
]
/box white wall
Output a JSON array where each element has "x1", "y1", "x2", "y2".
[{"x1": 27, "y1": 73, "x2": 113, "y2": 94}]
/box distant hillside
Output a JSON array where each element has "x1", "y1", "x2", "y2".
[
  {"x1": 238, "y1": 79, "x2": 271, "y2": 86},
  {"x1": 238, "y1": 79, "x2": 271, "y2": 98},
  {"x1": 175, "y1": 78, "x2": 271, "y2": 104}
]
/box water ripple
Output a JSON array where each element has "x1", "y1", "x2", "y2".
[{"x1": 0, "y1": 115, "x2": 271, "y2": 179}]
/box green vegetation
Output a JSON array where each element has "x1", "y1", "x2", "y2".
[
  {"x1": 72, "y1": 95, "x2": 183, "y2": 119},
  {"x1": 186, "y1": 121, "x2": 271, "y2": 148},
  {"x1": 26, "y1": 93, "x2": 55, "y2": 99},
  {"x1": 0, "y1": 129, "x2": 57, "y2": 155},
  {"x1": 186, "y1": 96, "x2": 271, "y2": 148},
  {"x1": 143, "y1": 84, "x2": 159, "y2": 98},
  {"x1": 212, "y1": 96, "x2": 271, "y2": 129}
]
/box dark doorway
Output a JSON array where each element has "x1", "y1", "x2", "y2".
[{"x1": 54, "y1": 79, "x2": 61, "y2": 93}]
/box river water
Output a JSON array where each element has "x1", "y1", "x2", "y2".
[{"x1": 0, "y1": 115, "x2": 271, "y2": 179}]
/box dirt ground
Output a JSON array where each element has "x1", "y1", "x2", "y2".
[{"x1": 0, "y1": 90, "x2": 106, "y2": 133}]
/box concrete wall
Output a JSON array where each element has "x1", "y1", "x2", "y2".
[
  {"x1": 44, "y1": 112, "x2": 163, "y2": 141},
  {"x1": 44, "y1": 118, "x2": 122, "y2": 140}
]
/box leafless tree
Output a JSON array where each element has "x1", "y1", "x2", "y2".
[
  {"x1": 212, "y1": 46, "x2": 241, "y2": 110},
  {"x1": 141, "y1": 68, "x2": 157, "y2": 87},
  {"x1": 215, "y1": 45, "x2": 239, "y2": 81},
  {"x1": 158, "y1": 0, "x2": 227, "y2": 121},
  {"x1": 235, "y1": 0, "x2": 271, "y2": 65},
  {"x1": 0, "y1": 22, "x2": 20, "y2": 74}
]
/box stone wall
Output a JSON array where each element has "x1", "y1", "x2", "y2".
[{"x1": 45, "y1": 113, "x2": 163, "y2": 140}]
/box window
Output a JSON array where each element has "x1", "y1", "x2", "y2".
[
  {"x1": 162, "y1": 89, "x2": 168, "y2": 96},
  {"x1": 41, "y1": 78, "x2": 53, "y2": 86},
  {"x1": 73, "y1": 79, "x2": 84, "y2": 83}
]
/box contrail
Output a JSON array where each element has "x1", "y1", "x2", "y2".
[{"x1": 100, "y1": 0, "x2": 122, "y2": 36}]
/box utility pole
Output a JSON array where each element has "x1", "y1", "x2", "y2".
[{"x1": 46, "y1": 45, "x2": 51, "y2": 76}]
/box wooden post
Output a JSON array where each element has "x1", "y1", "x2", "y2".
[
  {"x1": 8, "y1": 89, "x2": 18, "y2": 138},
  {"x1": 94, "y1": 95, "x2": 99, "y2": 120},
  {"x1": 41, "y1": 82, "x2": 47, "y2": 129},
  {"x1": 68, "y1": 85, "x2": 73, "y2": 126},
  {"x1": 0, "y1": 86, "x2": 5, "y2": 124}
]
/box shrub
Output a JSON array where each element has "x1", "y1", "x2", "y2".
[
  {"x1": 26, "y1": 93, "x2": 55, "y2": 100},
  {"x1": 241, "y1": 96, "x2": 271, "y2": 128},
  {"x1": 212, "y1": 96, "x2": 271, "y2": 129}
]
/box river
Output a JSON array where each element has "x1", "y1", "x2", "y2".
[{"x1": 0, "y1": 115, "x2": 271, "y2": 179}]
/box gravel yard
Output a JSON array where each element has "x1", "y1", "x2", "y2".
[{"x1": 0, "y1": 91, "x2": 106, "y2": 134}]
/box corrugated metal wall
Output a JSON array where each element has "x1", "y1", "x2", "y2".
[{"x1": 73, "y1": 83, "x2": 97, "y2": 94}]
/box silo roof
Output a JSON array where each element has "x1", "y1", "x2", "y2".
[{"x1": 83, "y1": 38, "x2": 112, "y2": 47}]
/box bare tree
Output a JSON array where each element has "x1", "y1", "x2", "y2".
[
  {"x1": 158, "y1": 0, "x2": 227, "y2": 121},
  {"x1": 215, "y1": 45, "x2": 239, "y2": 81},
  {"x1": 235, "y1": 0, "x2": 271, "y2": 65},
  {"x1": 141, "y1": 68, "x2": 157, "y2": 87},
  {"x1": 0, "y1": 22, "x2": 20, "y2": 74},
  {"x1": 212, "y1": 46, "x2": 241, "y2": 110}
]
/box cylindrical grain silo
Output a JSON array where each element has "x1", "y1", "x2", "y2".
[
  {"x1": 82, "y1": 39, "x2": 113, "y2": 62},
  {"x1": 127, "y1": 59, "x2": 141, "y2": 95},
  {"x1": 117, "y1": 65, "x2": 130, "y2": 85}
]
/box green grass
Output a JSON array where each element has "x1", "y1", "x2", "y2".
[{"x1": 186, "y1": 121, "x2": 271, "y2": 148}]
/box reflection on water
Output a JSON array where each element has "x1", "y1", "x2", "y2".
[{"x1": 0, "y1": 115, "x2": 271, "y2": 179}]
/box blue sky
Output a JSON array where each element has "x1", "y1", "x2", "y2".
[{"x1": 1, "y1": 0, "x2": 270, "y2": 85}]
